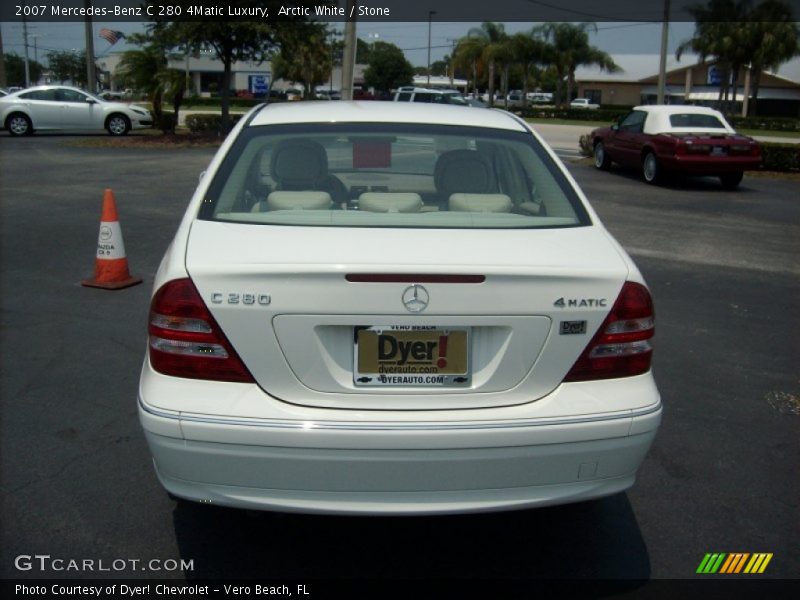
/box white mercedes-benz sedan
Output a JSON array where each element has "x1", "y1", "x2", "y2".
[{"x1": 139, "y1": 101, "x2": 661, "y2": 515}]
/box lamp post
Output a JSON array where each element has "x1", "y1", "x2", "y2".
[
  {"x1": 657, "y1": 0, "x2": 671, "y2": 104},
  {"x1": 341, "y1": 0, "x2": 357, "y2": 100},
  {"x1": 22, "y1": 11, "x2": 31, "y2": 87},
  {"x1": 84, "y1": 0, "x2": 97, "y2": 92},
  {"x1": 426, "y1": 10, "x2": 436, "y2": 87}
]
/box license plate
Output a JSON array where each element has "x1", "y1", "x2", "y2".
[
  {"x1": 354, "y1": 326, "x2": 470, "y2": 387},
  {"x1": 712, "y1": 146, "x2": 727, "y2": 155}
]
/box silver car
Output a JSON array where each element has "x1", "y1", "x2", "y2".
[{"x1": 1, "y1": 85, "x2": 152, "y2": 136}]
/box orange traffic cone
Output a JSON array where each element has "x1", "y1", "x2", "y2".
[{"x1": 81, "y1": 189, "x2": 142, "y2": 290}]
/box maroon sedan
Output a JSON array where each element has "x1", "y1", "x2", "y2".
[{"x1": 591, "y1": 105, "x2": 761, "y2": 188}]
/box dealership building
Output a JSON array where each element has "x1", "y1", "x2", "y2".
[{"x1": 576, "y1": 54, "x2": 800, "y2": 116}]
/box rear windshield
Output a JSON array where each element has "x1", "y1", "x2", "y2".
[
  {"x1": 669, "y1": 113, "x2": 727, "y2": 129},
  {"x1": 199, "y1": 122, "x2": 589, "y2": 229}
]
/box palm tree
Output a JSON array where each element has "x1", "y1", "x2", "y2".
[
  {"x1": 157, "y1": 66, "x2": 187, "y2": 133},
  {"x1": 508, "y1": 32, "x2": 549, "y2": 109},
  {"x1": 116, "y1": 42, "x2": 168, "y2": 124},
  {"x1": 746, "y1": 0, "x2": 799, "y2": 115},
  {"x1": 539, "y1": 23, "x2": 619, "y2": 108},
  {"x1": 677, "y1": 0, "x2": 753, "y2": 112},
  {"x1": 485, "y1": 37, "x2": 516, "y2": 108},
  {"x1": 116, "y1": 35, "x2": 189, "y2": 133},
  {"x1": 465, "y1": 22, "x2": 508, "y2": 106},
  {"x1": 454, "y1": 36, "x2": 485, "y2": 97}
]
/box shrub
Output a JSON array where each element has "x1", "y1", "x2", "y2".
[
  {"x1": 518, "y1": 107, "x2": 626, "y2": 123},
  {"x1": 185, "y1": 113, "x2": 244, "y2": 134},
  {"x1": 155, "y1": 111, "x2": 176, "y2": 134},
  {"x1": 729, "y1": 115, "x2": 800, "y2": 133},
  {"x1": 184, "y1": 97, "x2": 263, "y2": 108},
  {"x1": 759, "y1": 142, "x2": 800, "y2": 171}
]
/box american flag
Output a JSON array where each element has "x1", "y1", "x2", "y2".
[{"x1": 99, "y1": 28, "x2": 125, "y2": 46}]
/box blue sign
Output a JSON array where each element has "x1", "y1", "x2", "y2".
[
  {"x1": 249, "y1": 75, "x2": 270, "y2": 96},
  {"x1": 707, "y1": 65, "x2": 722, "y2": 86}
]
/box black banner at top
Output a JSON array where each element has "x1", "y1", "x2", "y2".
[{"x1": 3, "y1": 0, "x2": 800, "y2": 22}]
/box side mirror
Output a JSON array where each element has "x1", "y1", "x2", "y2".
[
  {"x1": 85, "y1": 98, "x2": 97, "y2": 104},
  {"x1": 611, "y1": 124, "x2": 619, "y2": 132}
]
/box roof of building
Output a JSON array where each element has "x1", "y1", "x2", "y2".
[{"x1": 575, "y1": 54, "x2": 800, "y2": 85}]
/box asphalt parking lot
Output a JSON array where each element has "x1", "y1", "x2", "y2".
[{"x1": 1, "y1": 133, "x2": 798, "y2": 589}]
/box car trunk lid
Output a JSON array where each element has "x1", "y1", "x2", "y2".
[{"x1": 185, "y1": 220, "x2": 630, "y2": 410}]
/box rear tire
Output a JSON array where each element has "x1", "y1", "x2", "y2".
[
  {"x1": 6, "y1": 113, "x2": 32, "y2": 136},
  {"x1": 642, "y1": 151, "x2": 662, "y2": 185},
  {"x1": 720, "y1": 172, "x2": 743, "y2": 189},
  {"x1": 106, "y1": 114, "x2": 130, "y2": 136},
  {"x1": 594, "y1": 141, "x2": 611, "y2": 170}
]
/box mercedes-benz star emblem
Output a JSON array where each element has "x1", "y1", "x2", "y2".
[{"x1": 402, "y1": 284, "x2": 429, "y2": 313}]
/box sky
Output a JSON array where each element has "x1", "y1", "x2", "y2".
[
  {"x1": 1, "y1": 20, "x2": 697, "y2": 65},
  {"x1": 2, "y1": 19, "x2": 799, "y2": 81}
]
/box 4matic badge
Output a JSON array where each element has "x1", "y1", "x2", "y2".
[{"x1": 553, "y1": 297, "x2": 607, "y2": 308}]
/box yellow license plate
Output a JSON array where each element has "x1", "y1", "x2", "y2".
[{"x1": 354, "y1": 326, "x2": 470, "y2": 387}]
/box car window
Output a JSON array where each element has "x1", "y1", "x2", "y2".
[
  {"x1": 396, "y1": 92, "x2": 411, "y2": 101},
  {"x1": 619, "y1": 110, "x2": 647, "y2": 133},
  {"x1": 444, "y1": 94, "x2": 468, "y2": 106},
  {"x1": 199, "y1": 123, "x2": 590, "y2": 229},
  {"x1": 412, "y1": 93, "x2": 433, "y2": 103},
  {"x1": 669, "y1": 113, "x2": 727, "y2": 129},
  {"x1": 56, "y1": 89, "x2": 89, "y2": 103},
  {"x1": 19, "y1": 89, "x2": 57, "y2": 101}
]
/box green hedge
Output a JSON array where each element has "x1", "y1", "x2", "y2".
[
  {"x1": 185, "y1": 113, "x2": 244, "y2": 133},
  {"x1": 517, "y1": 107, "x2": 626, "y2": 122},
  {"x1": 759, "y1": 142, "x2": 800, "y2": 171},
  {"x1": 728, "y1": 115, "x2": 800, "y2": 133},
  {"x1": 185, "y1": 97, "x2": 264, "y2": 108}
]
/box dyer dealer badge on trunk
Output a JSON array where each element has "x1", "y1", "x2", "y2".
[{"x1": 354, "y1": 326, "x2": 470, "y2": 387}]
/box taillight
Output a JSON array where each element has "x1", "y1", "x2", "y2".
[
  {"x1": 563, "y1": 281, "x2": 654, "y2": 382},
  {"x1": 148, "y1": 278, "x2": 255, "y2": 383}
]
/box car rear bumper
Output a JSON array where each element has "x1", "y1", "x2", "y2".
[
  {"x1": 661, "y1": 154, "x2": 761, "y2": 173},
  {"x1": 139, "y1": 379, "x2": 662, "y2": 515}
]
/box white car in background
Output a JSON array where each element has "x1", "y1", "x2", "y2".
[
  {"x1": 139, "y1": 101, "x2": 661, "y2": 515},
  {"x1": 394, "y1": 86, "x2": 468, "y2": 105},
  {"x1": 570, "y1": 98, "x2": 600, "y2": 110},
  {"x1": 1, "y1": 85, "x2": 152, "y2": 136}
]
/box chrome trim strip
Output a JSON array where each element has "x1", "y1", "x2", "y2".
[{"x1": 139, "y1": 398, "x2": 661, "y2": 432}]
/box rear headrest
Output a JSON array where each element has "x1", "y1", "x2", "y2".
[
  {"x1": 359, "y1": 192, "x2": 422, "y2": 213},
  {"x1": 434, "y1": 150, "x2": 495, "y2": 195},
  {"x1": 449, "y1": 193, "x2": 512, "y2": 213},
  {"x1": 255, "y1": 191, "x2": 332, "y2": 211},
  {"x1": 270, "y1": 139, "x2": 328, "y2": 188}
]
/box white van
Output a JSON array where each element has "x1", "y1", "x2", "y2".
[{"x1": 394, "y1": 87, "x2": 468, "y2": 106}]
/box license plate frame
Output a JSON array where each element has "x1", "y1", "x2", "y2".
[{"x1": 353, "y1": 326, "x2": 471, "y2": 387}]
